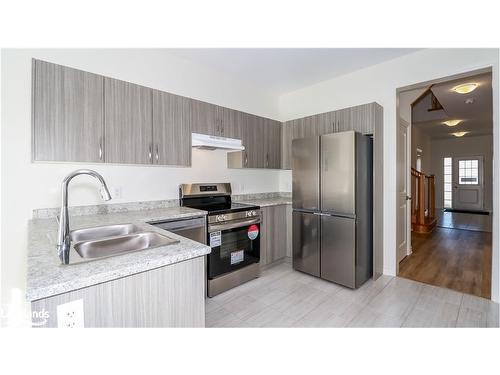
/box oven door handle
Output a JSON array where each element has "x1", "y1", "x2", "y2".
[{"x1": 208, "y1": 218, "x2": 261, "y2": 232}]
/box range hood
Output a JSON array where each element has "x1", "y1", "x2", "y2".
[{"x1": 191, "y1": 133, "x2": 245, "y2": 151}]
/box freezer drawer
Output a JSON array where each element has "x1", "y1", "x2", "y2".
[
  {"x1": 292, "y1": 211, "x2": 320, "y2": 277},
  {"x1": 320, "y1": 215, "x2": 356, "y2": 288},
  {"x1": 292, "y1": 136, "x2": 320, "y2": 210}
]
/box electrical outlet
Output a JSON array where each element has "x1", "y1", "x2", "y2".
[
  {"x1": 112, "y1": 186, "x2": 122, "y2": 199},
  {"x1": 57, "y1": 299, "x2": 84, "y2": 328}
]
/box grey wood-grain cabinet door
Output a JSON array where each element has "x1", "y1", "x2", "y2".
[
  {"x1": 152, "y1": 90, "x2": 191, "y2": 166},
  {"x1": 349, "y1": 103, "x2": 377, "y2": 134},
  {"x1": 317, "y1": 111, "x2": 337, "y2": 135},
  {"x1": 269, "y1": 205, "x2": 287, "y2": 262},
  {"x1": 281, "y1": 118, "x2": 303, "y2": 170},
  {"x1": 33, "y1": 59, "x2": 104, "y2": 162},
  {"x1": 222, "y1": 107, "x2": 244, "y2": 139},
  {"x1": 104, "y1": 78, "x2": 153, "y2": 164},
  {"x1": 281, "y1": 121, "x2": 292, "y2": 169},
  {"x1": 264, "y1": 120, "x2": 281, "y2": 169},
  {"x1": 260, "y1": 205, "x2": 287, "y2": 266},
  {"x1": 244, "y1": 114, "x2": 265, "y2": 168},
  {"x1": 190, "y1": 99, "x2": 218, "y2": 135},
  {"x1": 302, "y1": 115, "x2": 319, "y2": 137}
]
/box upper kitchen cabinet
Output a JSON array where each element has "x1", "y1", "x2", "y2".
[
  {"x1": 190, "y1": 99, "x2": 219, "y2": 136},
  {"x1": 347, "y1": 103, "x2": 382, "y2": 135},
  {"x1": 264, "y1": 119, "x2": 282, "y2": 169},
  {"x1": 152, "y1": 90, "x2": 192, "y2": 166},
  {"x1": 281, "y1": 121, "x2": 292, "y2": 169},
  {"x1": 32, "y1": 59, "x2": 104, "y2": 162},
  {"x1": 228, "y1": 114, "x2": 282, "y2": 170},
  {"x1": 220, "y1": 107, "x2": 244, "y2": 139},
  {"x1": 280, "y1": 102, "x2": 382, "y2": 169},
  {"x1": 104, "y1": 78, "x2": 153, "y2": 164},
  {"x1": 241, "y1": 112, "x2": 264, "y2": 168},
  {"x1": 190, "y1": 100, "x2": 243, "y2": 138}
]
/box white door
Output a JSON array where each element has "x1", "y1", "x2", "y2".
[
  {"x1": 397, "y1": 120, "x2": 411, "y2": 263},
  {"x1": 452, "y1": 156, "x2": 484, "y2": 211}
]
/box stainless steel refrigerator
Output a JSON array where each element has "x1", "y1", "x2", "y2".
[{"x1": 292, "y1": 131, "x2": 372, "y2": 288}]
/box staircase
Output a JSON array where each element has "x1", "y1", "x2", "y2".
[{"x1": 411, "y1": 168, "x2": 437, "y2": 233}]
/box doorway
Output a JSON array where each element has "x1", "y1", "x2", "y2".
[
  {"x1": 452, "y1": 156, "x2": 484, "y2": 211},
  {"x1": 396, "y1": 69, "x2": 494, "y2": 300}
]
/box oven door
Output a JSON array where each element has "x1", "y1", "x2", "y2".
[{"x1": 207, "y1": 219, "x2": 261, "y2": 279}]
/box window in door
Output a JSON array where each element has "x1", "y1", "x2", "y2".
[
  {"x1": 443, "y1": 157, "x2": 452, "y2": 208},
  {"x1": 458, "y1": 159, "x2": 479, "y2": 185}
]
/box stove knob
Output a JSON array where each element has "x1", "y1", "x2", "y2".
[{"x1": 252, "y1": 210, "x2": 257, "y2": 216}]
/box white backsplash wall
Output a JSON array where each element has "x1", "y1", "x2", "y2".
[
  {"x1": 1, "y1": 49, "x2": 281, "y2": 308},
  {"x1": 29, "y1": 149, "x2": 282, "y2": 210}
]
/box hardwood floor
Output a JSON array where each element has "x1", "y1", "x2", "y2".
[
  {"x1": 437, "y1": 210, "x2": 492, "y2": 232},
  {"x1": 399, "y1": 227, "x2": 492, "y2": 299}
]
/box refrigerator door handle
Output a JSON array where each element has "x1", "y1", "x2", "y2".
[{"x1": 318, "y1": 211, "x2": 356, "y2": 220}]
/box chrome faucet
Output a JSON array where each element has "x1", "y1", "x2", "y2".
[{"x1": 56, "y1": 169, "x2": 112, "y2": 264}]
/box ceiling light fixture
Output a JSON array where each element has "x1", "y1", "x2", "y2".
[
  {"x1": 452, "y1": 131, "x2": 468, "y2": 137},
  {"x1": 452, "y1": 82, "x2": 478, "y2": 94},
  {"x1": 443, "y1": 120, "x2": 462, "y2": 127}
]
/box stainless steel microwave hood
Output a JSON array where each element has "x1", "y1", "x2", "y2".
[{"x1": 191, "y1": 133, "x2": 245, "y2": 151}]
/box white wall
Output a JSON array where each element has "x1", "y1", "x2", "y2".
[
  {"x1": 278, "y1": 48, "x2": 500, "y2": 301},
  {"x1": 411, "y1": 126, "x2": 432, "y2": 172},
  {"x1": 0, "y1": 49, "x2": 283, "y2": 307},
  {"x1": 430, "y1": 135, "x2": 493, "y2": 211}
]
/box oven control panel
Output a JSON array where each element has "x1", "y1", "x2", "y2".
[
  {"x1": 208, "y1": 209, "x2": 261, "y2": 224},
  {"x1": 215, "y1": 214, "x2": 229, "y2": 222},
  {"x1": 246, "y1": 210, "x2": 258, "y2": 217}
]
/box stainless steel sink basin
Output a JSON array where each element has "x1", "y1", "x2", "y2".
[
  {"x1": 70, "y1": 223, "x2": 143, "y2": 243},
  {"x1": 73, "y1": 231, "x2": 178, "y2": 259}
]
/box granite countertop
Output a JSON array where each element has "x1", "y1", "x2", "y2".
[
  {"x1": 239, "y1": 197, "x2": 292, "y2": 207},
  {"x1": 27, "y1": 206, "x2": 209, "y2": 302}
]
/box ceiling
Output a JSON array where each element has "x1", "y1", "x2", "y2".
[
  {"x1": 412, "y1": 72, "x2": 493, "y2": 139},
  {"x1": 169, "y1": 48, "x2": 420, "y2": 95}
]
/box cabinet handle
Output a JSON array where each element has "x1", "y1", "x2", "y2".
[
  {"x1": 99, "y1": 138, "x2": 103, "y2": 160},
  {"x1": 155, "y1": 144, "x2": 159, "y2": 163},
  {"x1": 245, "y1": 152, "x2": 248, "y2": 167},
  {"x1": 266, "y1": 153, "x2": 269, "y2": 168},
  {"x1": 148, "y1": 144, "x2": 152, "y2": 162}
]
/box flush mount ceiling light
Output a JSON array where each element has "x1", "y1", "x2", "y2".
[
  {"x1": 452, "y1": 131, "x2": 469, "y2": 137},
  {"x1": 452, "y1": 82, "x2": 478, "y2": 94},
  {"x1": 443, "y1": 119, "x2": 462, "y2": 127}
]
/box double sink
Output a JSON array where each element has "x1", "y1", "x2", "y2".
[{"x1": 69, "y1": 223, "x2": 178, "y2": 263}]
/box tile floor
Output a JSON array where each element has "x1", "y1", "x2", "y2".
[
  {"x1": 206, "y1": 262, "x2": 499, "y2": 328},
  {"x1": 437, "y1": 210, "x2": 492, "y2": 232}
]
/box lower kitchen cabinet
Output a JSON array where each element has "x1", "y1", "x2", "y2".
[
  {"x1": 260, "y1": 205, "x2": 288, "y2": 266},
  {"x1": 31, "y1": 256, "x2": 205, "y2": 328}
]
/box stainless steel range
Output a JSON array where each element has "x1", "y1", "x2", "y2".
[{"x1": 179, "y1": 183, "x2": 261, "y2": 297}]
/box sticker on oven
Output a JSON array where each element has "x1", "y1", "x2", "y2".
[
  {"x1": 231, "y1": 250, "x2": 244, "y2": 265},
  {"x1": 247, "y1": 224, "x2": 259, "y2": 240},
  {"x1": 209, "y1": 231, "x2": 221, "y2": 247}
]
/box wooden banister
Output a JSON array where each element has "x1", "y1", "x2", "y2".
[{"x1": 411, "y1": 167, "x2": 437, "y2": 233}]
